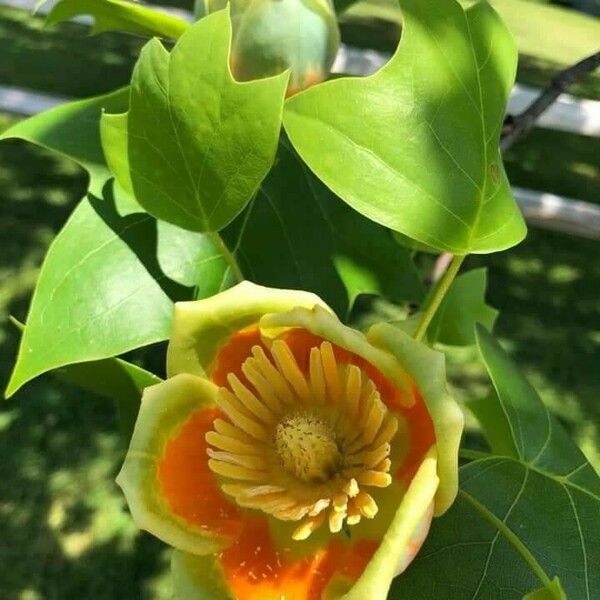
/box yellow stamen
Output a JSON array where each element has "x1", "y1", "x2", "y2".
[
  {"x1": 271, "y1": 340, "x2": 312, "y2": 403},
  {"x1": 241, "y1": 361, "x2": 283, "y2": 413},
  {"x1": 292, "y1": 512, "x2": 326, "y2": 541},
  {"x1": 215, "y1": 390, "x2": 269, "y2": 441},
  {"x1": 205, "y1": 431, "x2": 262, "y2": 455},
  {"x1": 206, "y1": 449, "x2": 267, "y2": 470},
  {"x1": 320, "y1": 341, "x2": 340, "y2": 403},
  {"x1": 329, "y1": 507, "x2": 346, "y2": 533},
  {"x1": 309, "y1": 347, "x2": 327, "y2": 403},
  {"x1": 251, "y1": 346, "x2": 295, "y2": 405},
  {"x1": 206, "y1": 339, "x2": 400, "y2": 540},
  {"x1": 227, "y1": 373, "x2": 275, "y2": 424}
]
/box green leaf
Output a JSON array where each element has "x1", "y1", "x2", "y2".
[
  {"x1": 0, "y1": 87, "x2": 129, "y2": 197},
  {"x1": 391, "y1": 325, "x2": 600, "y2": 598},
  {"x1": 57, "y1": 358, "x2": 160, "y2": 443},
  {"x1": 10, "y1": 317, "x2": 160, "y2": 440},
  {"x1": 102, "y1": 9, "x2": 288, "y2": 233},
  {"x1": 45, "y1": 0, "x2": 189, "y2": 39},
  {"x1": 473, "y1": 325, "x2": 600, "y2": 493},
  {"x1": 524, "y1": 578, "x2": 567, "y2": 600},
  {"x1": 5, "y1": 185, "x2": 233, "y2": 398},
  {"x1": 285, "y1": 0, "x2": 526, "y2": 254},
  {"x1": 428, "y1": 268, "x2": 498, "y2": 346},
  {"x1": 1, "y1": 88, "x2": 238, "y2": 397},
  {"x1": 390, "y1": 456, "x2": 599, "y2": 599},
  {"x1": 222, "y1": 139, "x2": 424, "y2": 317}
]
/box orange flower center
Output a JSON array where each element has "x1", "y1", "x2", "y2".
[{"x1": 206, "y1": 339, "x2": 398, "y2": 541}]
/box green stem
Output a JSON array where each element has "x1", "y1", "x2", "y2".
[
  {"x1": 413, "y1": 254, "x2": 465, "y2": 342},
  {"x1": 208, "y1": 231, "x2": 244, "y2": 283}
]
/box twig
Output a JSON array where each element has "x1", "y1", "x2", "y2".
[{"x1": 501, "y1": 50, "x2": 600, "y2": 151}]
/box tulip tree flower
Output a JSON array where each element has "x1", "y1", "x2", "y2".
[{"x1": 117, "y1": 282, "x2": 463, "y2": 599}]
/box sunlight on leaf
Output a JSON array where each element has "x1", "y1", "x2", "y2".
[{"x1": 285, "y1": 0, "x2": 526, "y2": 254}]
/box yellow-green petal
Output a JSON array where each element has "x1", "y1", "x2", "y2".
[
  {"x1": 117, "y1": 374, "x2": 232, "y2": 555},
  {"x1": 340, "y1": 448, "x2": 439, "y2": 600},
  {"x1": 167, "y1": 280, "x2": 331, "y2": 378},
  {"x1": 260, "y1": 304, "x2": 413, "y2": 398},
  {"x1": 171, "y1": 550, "x2": 233, "y2": 600},
  {"x1": 367, "y1": 322, "x2": 464, "y2": 515}
]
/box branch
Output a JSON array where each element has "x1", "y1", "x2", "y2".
[{"x1": 501, "y1": 50, "x2": 600, "y2": 152}]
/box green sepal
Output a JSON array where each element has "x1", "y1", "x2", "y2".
[{"x1": 222, "y1": 0, "x2": 340, "y2": 93}]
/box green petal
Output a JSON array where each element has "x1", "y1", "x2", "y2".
[
  {"x1": 340, "y1": 448, "x2": 439, "y2": 600},
  {"x1": 167, "y1": 281, "x2": 331, "y2": 377},
  {"x1": 171, "y1": 550, "x2": 233, "y2": 600},
  {"x1": 117, "y1": 374, "x2": 230, "y2": 554},
  {"x1": 366, "y1": 323, "x2": 464, "y2": 515},
  {"x1": 260, "y1": 304, "x2": 413, "y2": 396}
]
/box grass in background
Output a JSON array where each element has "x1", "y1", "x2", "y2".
[
  {"x1": 0, "y1": 1, "x2": 599, "y2": 597},
  {"x1": 0, "y1": 113, "x2": 171, "y2": 599},
  {"x1": 344, "y1": 0, "x2": 600, "y2": 99}
]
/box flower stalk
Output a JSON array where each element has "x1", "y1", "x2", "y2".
[{"x1": 413, "y1": 254, "x2": 466, "y2": 342}]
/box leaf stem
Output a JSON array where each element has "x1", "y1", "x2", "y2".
[
  {"x1": 413, "y1": 254, "x2": 465, "y2": 342},
  {"x1": 208, "y1": 231, "x2": 244, "y2": 284}
]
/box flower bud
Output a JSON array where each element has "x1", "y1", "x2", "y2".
[{"x1": 198, "y1": 0, "x2": 340, "y2": 95}]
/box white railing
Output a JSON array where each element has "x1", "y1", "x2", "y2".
[{"x1": 1, "y1": 0, "x2": 599, "y2": 239}]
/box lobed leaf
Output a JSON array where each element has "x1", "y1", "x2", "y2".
[
  {"x1": 285, "y1": 0, "x2": 526, "y2": 254},
  {"x1": 102, "y1": 9, "x2": 288, "y2": 233}
]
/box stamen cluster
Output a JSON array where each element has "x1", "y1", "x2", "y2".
[{"x1": 206, "y1": 339, "x2": 398, "y2": 540}]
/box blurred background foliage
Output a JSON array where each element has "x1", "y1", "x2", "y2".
[{"x1": 0, "y1": 0, "x2": 598, "y2": 597}]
